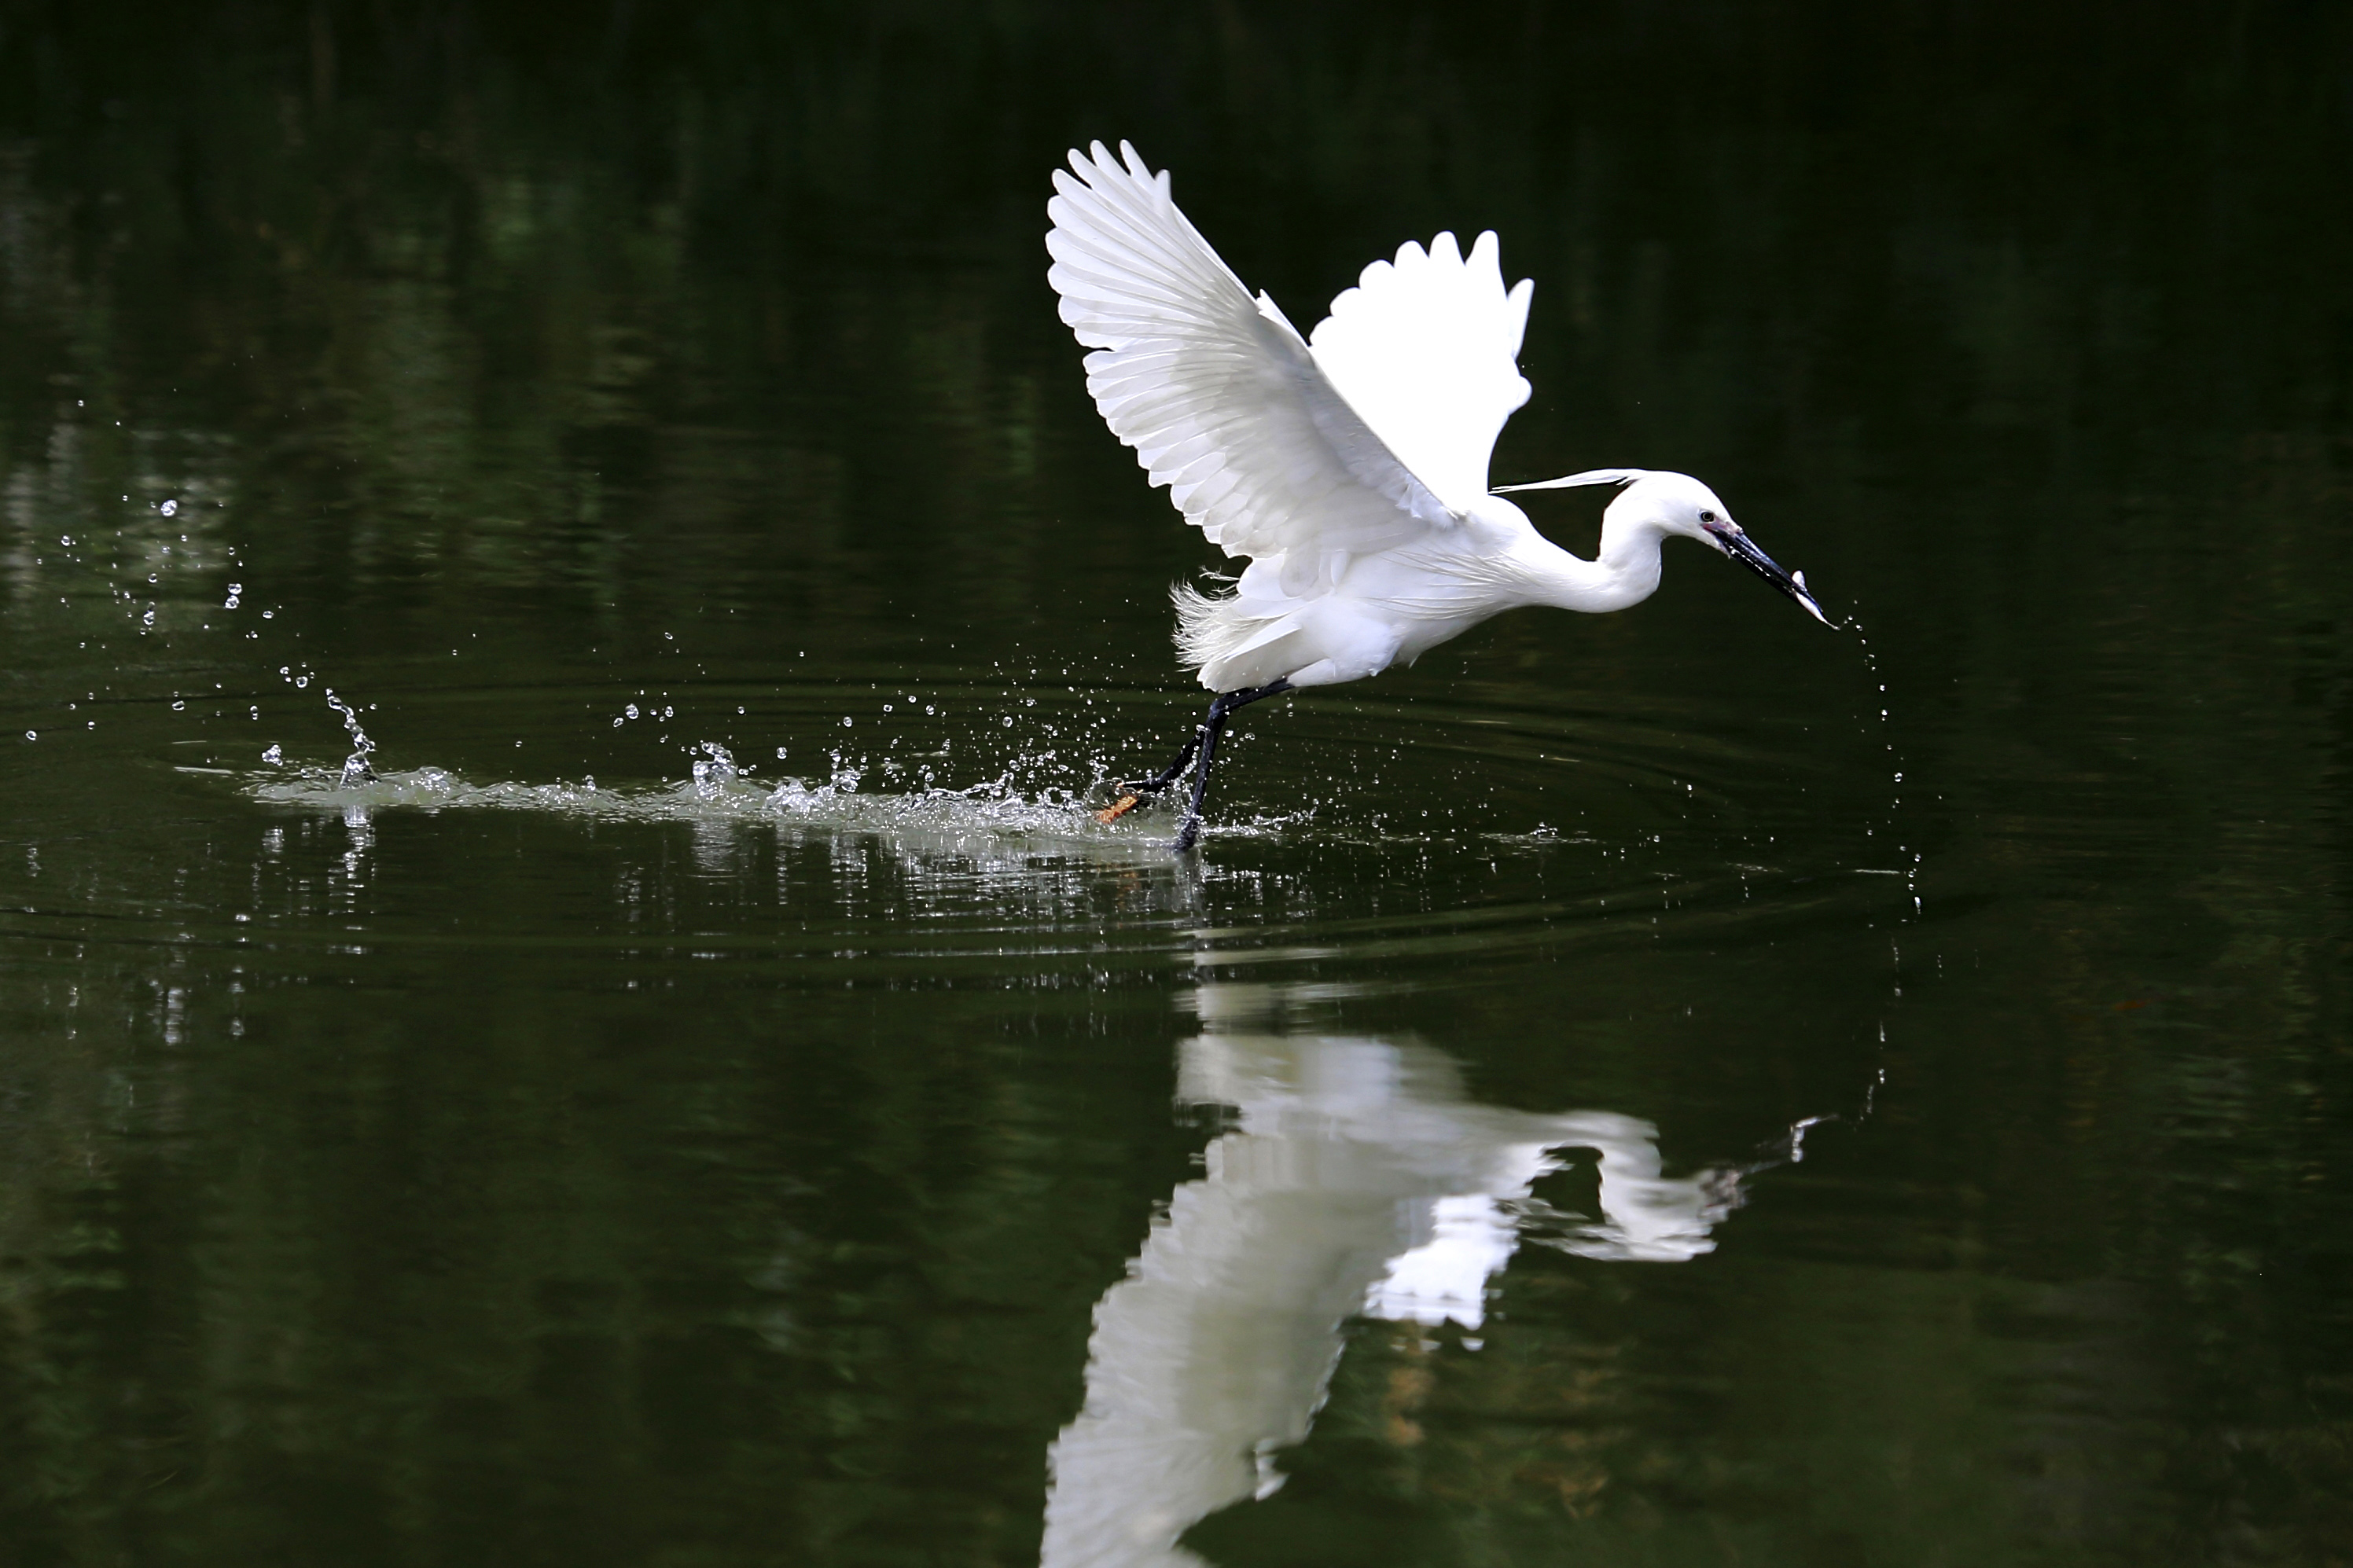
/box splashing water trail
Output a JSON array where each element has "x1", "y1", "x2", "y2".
[
  {"x1": 324, "y1": 688, "x2": 378, "y2": 787},
  {"x1": 1844, "y1": 618, "x2": 1917, "y2": 920},
  {"x1": 242, "y1": 736, "x2": 1253, "y2": 875}
]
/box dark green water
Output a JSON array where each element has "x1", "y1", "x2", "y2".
[{"x1": 1, "y1": 4, "x2": 2348, "y2": 1563}]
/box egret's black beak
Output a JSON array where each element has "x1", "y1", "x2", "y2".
[{"x1": 1703, "y1": 522, "x2": 1833, "y2": 627}]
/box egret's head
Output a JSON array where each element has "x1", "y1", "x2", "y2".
[
  {"x1": 1620, "y1": 471, "x2": 1833, "y2": 627},
  {"x1": 1620, "y1": 471, "x2": 1736, "y2": 546}
]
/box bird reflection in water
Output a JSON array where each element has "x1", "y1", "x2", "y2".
[{"x1": 1039, "y1": 990, "x2": 1751, "y2": 1566}]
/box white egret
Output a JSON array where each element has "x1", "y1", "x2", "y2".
[{"x1": 1047, "y1": 141, "x2": 1833, "y2": 850}]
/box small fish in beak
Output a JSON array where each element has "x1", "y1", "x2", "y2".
[{"x1": 1703, "y1": 521, "x2": 1834, "y2": 627}]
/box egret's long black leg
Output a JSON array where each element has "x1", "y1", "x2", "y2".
[
  {"x1": 1097, "y1": 680, "x2": 1293, "y2": 832},
  {"x1": 1097, "y1": 680, "x2": 1285, "y2": 821},
  {"x1": 1171, "y1": 679, "x2": 1292, "y2": 852},
  {"x1": 1091, "y1": 733, "x2": 1201, "y2": 824},
  {"x1": 1120, "y1": 731, "x2": 1205, "y2": 799}
]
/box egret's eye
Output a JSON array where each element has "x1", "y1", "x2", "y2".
[{"x1": 1698, "y1": 509, "x2": 1717, "y2": 523}]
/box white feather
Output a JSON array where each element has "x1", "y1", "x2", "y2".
[
  {"x1": 1492, "y1": 468, "x2": 1646, "y2": 493},
  {"x1": 1047, "y1": 141, "x2": 1453, "y2": 599},
  {"x1": 1307, "y1": 231, "x2": 1533, "y2": 515}
]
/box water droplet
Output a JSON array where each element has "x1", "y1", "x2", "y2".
[
  {"x1": 692, "y1": 743, "x2": 738, "y2": 791},
  {"x1": 262, "y1": 744, "x2": 282, "y2": 764},
  {"x1": 21, "y1": 731, "x2": 34, "y2": 742},
  {"x1": 160, "y1": 499, "x2": 178, "y2": 517},
  {"x1": 171, "y1": 700, "x2": 185, "y2": 711},
  {"x1": 624, "y1": 703, "x2": 639, "y2": 719}
]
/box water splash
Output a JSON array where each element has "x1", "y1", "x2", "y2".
[
  {"x1": 243, "y1": 740, "x2": 1244, "y2": 869},
  {"x1": 1845, "y1": 617, "x2": 1919, "y2": 919},
  {"x1": 690, "y1": 740, "x2": 737, "y2": 793},
  {"x1": 324, "y1": 688, "x2": 377, "y2": 786}
]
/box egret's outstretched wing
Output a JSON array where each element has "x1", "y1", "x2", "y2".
[
  {"x1": 1048, "y1": 141, "x2": 1453, "y2": 596},
  {"x1": 1308, "y1": 233, "x2": 1534, "y2": 516}
]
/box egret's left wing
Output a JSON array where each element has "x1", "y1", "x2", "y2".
[
  {"x1": 1048, "y1": 141, "x2": 1454, "y2": 597},
  {"x1": 1308, "y1": 232, "x2": 1535, "y2": 515}
]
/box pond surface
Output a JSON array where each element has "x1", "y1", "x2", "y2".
[{"x1": 1, "y1": 6, "x2": 2348, "y2": 1564}]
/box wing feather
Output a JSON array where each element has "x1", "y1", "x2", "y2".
[
  {"x1": 1307, "y1": 231, "x2": 1535, "y2": 516},
  {"x1": 1047, "y1": 141, "x2": 1453, "y2": 593}
]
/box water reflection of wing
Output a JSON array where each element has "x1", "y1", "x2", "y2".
[{"x1": 1039, "y1": 1030, "x2": 1741, "y2": 1568}]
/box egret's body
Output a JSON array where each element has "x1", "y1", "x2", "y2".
[
  {"x1": 1175, "y1": 492, "x2": 1665, "y2": 692},
  {"x1": 1047, "y1": 141, "x2": 1829, "y2": 847}
]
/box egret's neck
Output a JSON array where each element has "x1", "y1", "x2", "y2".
[{"x1": 1515, "y1": 512, "x2": 1666, "y2": 614}]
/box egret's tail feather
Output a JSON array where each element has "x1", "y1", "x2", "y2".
[
  {"x1": 1171, "y1": 579, "x2": 1299, "y2": 688},
  {"x1": 1169, "y1": 579, "x2": 1241, "y2": 671}
]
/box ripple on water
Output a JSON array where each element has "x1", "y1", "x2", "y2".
[
  {"x1": 222, "y1": 735, "x2": 1906, "y2": 981},
  {"x1": 193, "y1": 661, "x2": 1864, "y2": 855},
  {"x1": 164, "y1": 661, "x2": 1912, "y2": 977}
]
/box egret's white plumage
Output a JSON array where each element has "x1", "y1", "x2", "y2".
[
  {"x1": 1307, "y1": 229, "x2": 1533, "y2": 516},
  {"x1": 1048, "y1": 141, "x2": 1829, "y2": 844}
]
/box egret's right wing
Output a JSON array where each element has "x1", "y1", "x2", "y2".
[
  {"x1": 1048, "y1": 141, "x2": 1454, "y2": 596},
  {"x1": 1307, "y1": 233, "x2": 1535, "y2": 516}
]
